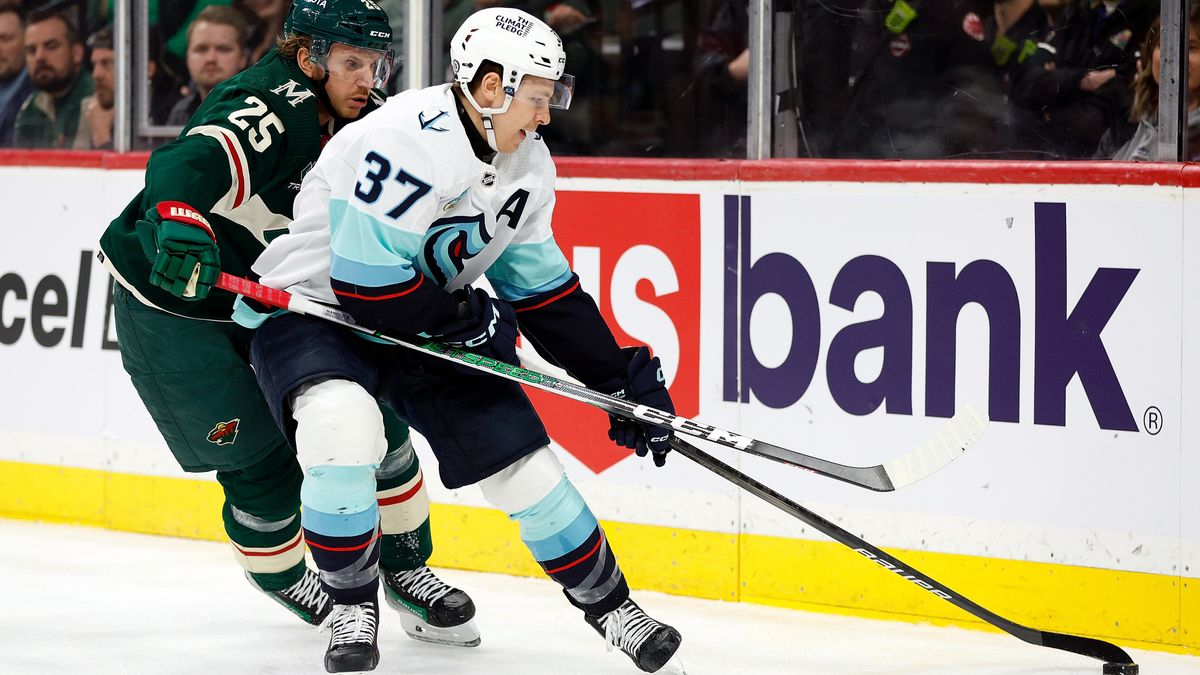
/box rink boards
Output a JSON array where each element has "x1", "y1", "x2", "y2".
[{"x1": 1, "y1": 152, "x2": 1198, "y2": 655}]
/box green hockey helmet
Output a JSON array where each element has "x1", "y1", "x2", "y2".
[{"x1": 285, "y1": 0, "x2": 394, "y2": 88}]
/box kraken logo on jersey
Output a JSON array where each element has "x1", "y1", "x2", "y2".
[
  {"x1": 418, "y1": 110, "x2": 450, "y2": 132},
  {"x1": 418, "y1": 213, "x2": 492, "y2": 286}
]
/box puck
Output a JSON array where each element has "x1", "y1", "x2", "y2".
[{"x1": 1102, "y1": 663, "x2": 1138, "y2": 675}]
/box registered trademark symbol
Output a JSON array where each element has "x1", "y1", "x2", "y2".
[{"x1": 1143, "y1": 406, "x2": 1163, "y2": 435}]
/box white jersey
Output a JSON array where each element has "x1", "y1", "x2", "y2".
[{"x1": 253, "y1": 84, "x2": 571, "y2": 305}]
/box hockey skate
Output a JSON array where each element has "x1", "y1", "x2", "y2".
[
  {"x1": 246, "y1": 568, "x2": 331, "y2": 626},
  {"x1": 317, "y1": 600, "x2": 380, "y2": 673},
  {"x1": 585, "y1": 598, "x2": 683, "y2": 673},
  {"x1": 381, "y1": 566, "x2": 481, "y2": 647}
]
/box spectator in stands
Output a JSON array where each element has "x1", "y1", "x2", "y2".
[
  {"x1": 693, "y1": 0, "x2": 748, "y2": 158},
  {"x1": 76, "y1": 25, "x2": 113, "y2": 149},
  {"x1": 1099, "y1": 8, "x2": 1200, "y2": 161},
  {"x1": 1008, "y1": 0, "x2": 1158, "y2": 158},
  {"x1": 234, "y1": 0, "x2": 290, "y2": 63},
  {"x1": 799, "y1": 0, "x2": 997, "y2": 159},
  {"x1": 13, "y1": 7, "x2": 92, "y2": 148},
  {"x1": 981, "y1": 0, "x2": 1052, "y2": 157},
  {"x1": 167, "y1": 5, "x2": 251, "y2": 125},
  {"x1": 158, "y1": 1, "x2": 225, "y2": 77},
  {"x1": 142, "y1": 26, "x2": 184, "y2": 127},
  {"x1": 0, "y1": 1, "x2": 30, "y2": 146}
]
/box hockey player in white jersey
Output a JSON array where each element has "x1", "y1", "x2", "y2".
[{"x1": 235, "y1": 7, "x2": 684, "y2": 674}]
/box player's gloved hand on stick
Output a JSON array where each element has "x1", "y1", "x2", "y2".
[
  {"x1": 432, "y1": 286, "x2": 519, "y2": 366},
  {"x1": 135, "y1": 201, "x2": 221, "y2": 300},
  {"x1": 601, "y1": 346, "x2": 674, "y2": 467}
]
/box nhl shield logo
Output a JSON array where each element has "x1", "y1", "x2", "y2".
[{"x1": 207, "y1": 419, "x2": 240, "y2": 445}]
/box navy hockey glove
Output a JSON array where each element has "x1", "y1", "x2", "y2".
[
  {"x1": 135, "y1": 202, "x2": 221, "y2": 300},
  {"x1": 432, "y1": 286, "x2": 519, "y2": 365},
  {"x1": 601, "y1": 346, "x2": 674, "y2": 467}
]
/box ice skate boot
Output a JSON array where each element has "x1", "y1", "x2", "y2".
[
  {"x1": 585, "y1": 598, "x2": 683, "y2": 673},
  {"x1": 246, "y1": 568, "x2": 331, "y2": 626},
  {"x1": 317, "y1": 600, "x2": 380, "y2": 673},
  {"x1": 382, "y1": 566, "x2": 480, "y2": 647}
]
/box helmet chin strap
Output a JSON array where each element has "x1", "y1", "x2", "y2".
[
  {"x1": 458, "y1": 82, "x2": 511, "y2": 152},
  {"x1": 311, "y1": 69, "x2": 349, "y2": 126}
]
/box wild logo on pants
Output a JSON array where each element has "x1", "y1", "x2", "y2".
[{"x1": 207, "y1": 419, "x2": 240, "y2": 445}]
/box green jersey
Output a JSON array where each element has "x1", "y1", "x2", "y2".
[
  {"x1": 99, "y1": 48, "x2": 380, "y2": 321},
  {"x1": 13, "y1": 71, "x2": 93, "y2": 149}
]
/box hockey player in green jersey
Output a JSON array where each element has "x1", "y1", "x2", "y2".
[{"x1": 97, "y1": 0, "x2": 480, "y2": 649}]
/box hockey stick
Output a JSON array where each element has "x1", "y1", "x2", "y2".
[
  {"x1": 216, "y1": 273, "x2": 986, "y2": 492},
  {"x1": 667, "y1": 436, "x2": 1139, "y2": 674}
]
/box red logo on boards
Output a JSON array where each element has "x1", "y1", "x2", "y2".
[{"x1": 533, "y1": 191, "x2": 700, "y2": 474}]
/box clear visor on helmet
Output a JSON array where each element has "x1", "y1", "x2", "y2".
[
  {"x1": 508, "y1": 73, "x2": 575, "y2": 111},
  {"x1": 308, "y1": 42, "x2": 394, "y2": 90}
]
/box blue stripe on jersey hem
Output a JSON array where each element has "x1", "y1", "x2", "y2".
[
  {"x1": 331, "y1": 254, "x2": 418, "y2": 289},
  {"x1": 486, "y1": 240, "x2": 572, "y2": 301},
  {"x1": 329, "y1": 198, "x2": 423, "y2": 267}
]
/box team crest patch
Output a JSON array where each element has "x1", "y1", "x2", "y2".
[
  {"x1": 419, "y1": 110, "x2": 450, "y2": 132},
  {"x1": 207, "y1": 419, "x2": 240, "y2": 445}
]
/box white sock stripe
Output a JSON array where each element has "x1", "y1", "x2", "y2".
[
  {"x1": 380, "y1": 501, "x2": 430, "y2": 534},
  {"x1": 231, "y1": 530, "x2": 305, "y2": 574},
  {"x1": 376, "y1": 467, "x2": 424, "y2": 502},
  {"x1": 231, "y1": 528, "x2": 303, "y2": 556},
  {"x1": 378, "y1": 467, "x2": 431, "y2": 533},
  {"x1": 186, "y1": 125, "x2": 250, "y2": 210}
]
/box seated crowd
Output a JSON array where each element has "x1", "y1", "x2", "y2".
[{"x1": 0, "y1": 0, "x2": 1192, "y2": 160}]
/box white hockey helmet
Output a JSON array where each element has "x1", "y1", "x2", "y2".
[{"x1": 449, "y1": 8, "x2": 575, "y2": 149}]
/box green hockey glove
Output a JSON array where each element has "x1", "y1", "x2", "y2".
[{"x1": 135, "y1": 201, "x2": 221, "y2": 300}]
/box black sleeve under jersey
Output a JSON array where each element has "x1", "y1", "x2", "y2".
[{"x1": 511, "y1": 273, "x2": 629, "y2": 389}]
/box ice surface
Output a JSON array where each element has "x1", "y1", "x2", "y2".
[{"x1": 2, "y1": 519, "x2": 1197, "y2": 675}]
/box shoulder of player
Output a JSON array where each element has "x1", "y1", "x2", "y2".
[
  {"x1": 358, "y1": 88, "x2": 465, "y2": 174},
  {"x1": 199, "y1": 52, "x2": 316, "y2": 121},
  {"x1": 329, "y1": 105, "x2": 444, "y2": 185}
]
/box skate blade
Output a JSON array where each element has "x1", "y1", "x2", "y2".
[
  {"x1": 396, "y1": 612, "x2": 481, "y2": 648},
  {"x1": 658, "y1": 655, "x2": 687, "y2": 675}
]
